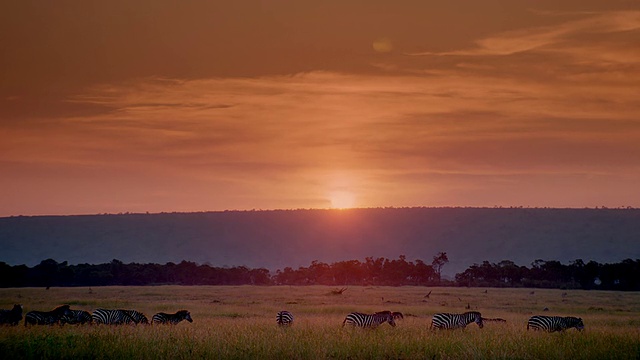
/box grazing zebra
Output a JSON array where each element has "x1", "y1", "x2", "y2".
[
  {"x1": 276, "y1": 311, "x2": 294, "y2": 326},
  {"x1": 92, "y1": 309, "x2": 149, "y2": 325},
  {"x1": 152, "y1": 310, "x2": 193, "y2": 325},
  {"x1": 24, "y1": 305, "x2": 72, "y2": 326},
  {"x1": 430, "y1": 311, "x2": 484, "y2": 330},
  {"x1": 342, "y1": 311, "x2": 396, "y2": 328},
  {"x1": 62, "y1": 310, "x2": 93, "y2": 325},
  {"x1": 0, "y1": 304, "x2": 23, "y2": 326},
  {"x1": 527, "y1": 315, "x2": 584, "y2": 332}
]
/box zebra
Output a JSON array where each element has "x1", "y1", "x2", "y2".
[
  {"x1": 92, "y1": 309, "x2": 149, "y2": 325},
  {"x1": 62, "y1": 309, "x2": 92, "y2": 325},
  {"x1": 430, "y1": 311, "x2": 484, "y2": 330},
  {"x1": 276, "y1": 311, "x2": 294, "y2": 326},
  {"x1": 342, "y1": 311, "x2": 396, "y2": 328},
  {"x1": 152, "y1": 310, "x2": 193, "y2": 325},
  {"x1": 527, "y1": 315, "x2": 584, "y2": 332},
  {"x1": 0, "y1": 304, "x2": 23, "y2": 326},
  {"x1": 24, "y1": 305, "x2": 72, "y2": 326}
]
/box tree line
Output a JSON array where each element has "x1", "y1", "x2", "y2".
[
  {"x1": 455, "y1": 258, "x2": 640, "y2": 290},
  {"x1": 0, "y1": 254, "x2": 638, "y2": 290}
]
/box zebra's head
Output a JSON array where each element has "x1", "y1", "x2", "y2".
[
  {"x1": 126, "y1": 310, "x2": 149, "y2": 324},
  {"x1": 569, "y1": 317, "x2": 584, "y2": 331},
  {"x1": 376, "y1": 311, "x2": 396, "y2": 327},
  {"x1": 178, "y1": 310, "x2": 193, "y2": 323},
  {"x1": 53, "y1": 305, "x2": 73, "y2": 318}
]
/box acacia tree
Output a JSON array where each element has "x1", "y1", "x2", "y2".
[{"x1": 432, "y1": 252, "x2": 449, "y2": 282}]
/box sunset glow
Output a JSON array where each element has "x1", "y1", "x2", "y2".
[
  {"x1": 1, "y1": 1, "x2": 639, "y2": 216},
  {"x1": 330, "y1": 191, "x2": 356, "y2": 209}
]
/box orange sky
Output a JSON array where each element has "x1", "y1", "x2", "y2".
[{"x1": 1, "y1": 1, "x2": 639, "y2": 216}]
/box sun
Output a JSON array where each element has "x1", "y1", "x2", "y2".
[{"x1": 330, "y1": 191, "x2": 356, "y2": 209}]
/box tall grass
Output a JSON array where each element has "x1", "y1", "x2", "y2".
[{"x1": 1, "y1": 286, "x2": 639, "y2": 359}]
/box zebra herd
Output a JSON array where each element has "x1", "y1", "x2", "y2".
[
  {"x1": 1, "y1": 304, "x2": 584, "y2": 333},
  {"x1": 277, "y1": 309, "x2": 584, "y2": 333},
  {"x1": 0, "y1": 304, "x2": 192, "y2": 326}
]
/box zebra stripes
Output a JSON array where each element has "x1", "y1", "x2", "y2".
[
  {"x1": 342, "y1": 311, "x2": 396, "y2": 328},
  {"x1": 430, "y1": 311, "x2": 484, "y2": 330},
  {"x1": 24, "y1": 305, "x2": 72, "y2": 326},
  {"x1": 276, "y1": 311, "x2": 294, "y2": 326},
  {"x1": 527, "y1": 315, "x2": 584, "y2": 332},
  {"x1": 92, "y1": 309, "x2": 149, "y2": 325},
  {"x1": 0, "y1": 304, "x2": 23, "y2": 326},
  {"x1": 152, "y1": 310, "x2": 193, "y2": 324},
  {"x1": 62, "y1": 310, "x2": 93, "y2": 325}
]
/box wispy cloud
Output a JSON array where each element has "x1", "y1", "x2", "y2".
[{"x1": 407, "y1": 10, "x2": 640, "y2": 57}]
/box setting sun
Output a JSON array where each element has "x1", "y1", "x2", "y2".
[{"x1": 330, "y1": 191, "x2": 356, "y2": 209}]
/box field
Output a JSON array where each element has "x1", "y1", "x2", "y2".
[{"x1": 1, "y1": 286, "x2": 639, "y2": 359}]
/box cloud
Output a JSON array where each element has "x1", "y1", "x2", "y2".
[
  {"x1": 7, "y1": 69, "x2": 631, "y2": 185},
  {"x1": 407, "y1": 11, "x2": 640, "y2": 57}
]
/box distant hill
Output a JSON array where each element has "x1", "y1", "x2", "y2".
[{"x1": 1, "y1": 208, "x2": 639, "y2": 276}]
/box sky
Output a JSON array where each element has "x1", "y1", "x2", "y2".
[{"x1": 1, "y1": 1, "x2": 639, "y2": 216}]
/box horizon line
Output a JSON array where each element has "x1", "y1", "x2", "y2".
[{"x1": 2, "y1": 205, "x2": 638, "y2": 218}]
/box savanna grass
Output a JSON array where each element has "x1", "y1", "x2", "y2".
[{"x1": 1, "y1": 286, "x2": 639, "y2": 359}]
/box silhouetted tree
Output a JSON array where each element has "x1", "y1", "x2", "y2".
[{"x1": 432, "y1": 252, "x2": 449, "y2": 281}]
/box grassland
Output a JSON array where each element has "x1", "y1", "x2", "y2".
[{"x1": 1, "y1": 286, "x2": 639, "y2": 359}]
